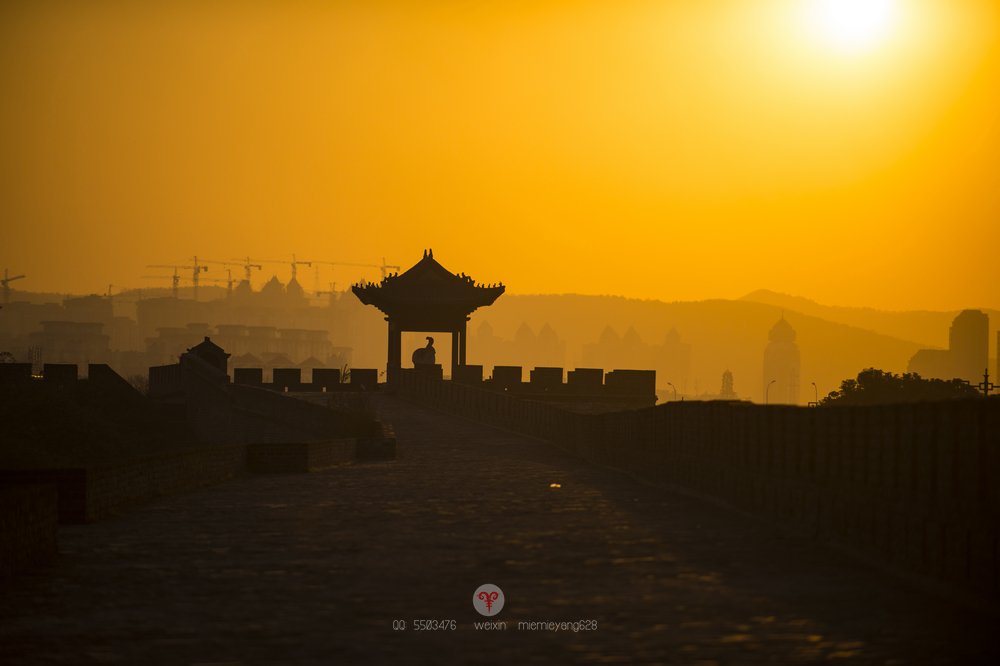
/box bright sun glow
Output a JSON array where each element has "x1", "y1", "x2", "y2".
[{"x1": 809, "y1": 0, "x2": 898, "y2": 52}]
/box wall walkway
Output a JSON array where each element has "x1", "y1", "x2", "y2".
[{"x1": 396, "y1": 369, "x2": 1000, "y2": 606}]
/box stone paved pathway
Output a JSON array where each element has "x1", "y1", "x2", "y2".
[{"x1": 1, "y1": 396, "x2": 996, "y2": 665}]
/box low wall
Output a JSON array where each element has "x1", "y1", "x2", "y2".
[
  {"x1": 0, "y1": 484, "x2": 58, "y2": 576},
  {"x1": 395, "y1": 369, "x2": 1000, "y2": 606}
]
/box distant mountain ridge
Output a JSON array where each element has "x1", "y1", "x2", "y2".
[{"x1": 739, "y1": 289, "x2": 1000, "y2": 351}]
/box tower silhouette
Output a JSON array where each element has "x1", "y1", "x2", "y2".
[
  {"x1": 763, "y1": 315, "x2": 801, "y2": 405},
  {"x1": 949, "y1": 310, "x2": 989, "y2": 384}
]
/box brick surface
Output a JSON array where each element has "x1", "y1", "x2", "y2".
[{"x1": 0, "y1": 396, "x2": 996, "y2": 664}]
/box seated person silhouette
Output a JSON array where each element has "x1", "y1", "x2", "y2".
[{"x1": 411, "y1": 336, "x2": 436, "y2": 365}]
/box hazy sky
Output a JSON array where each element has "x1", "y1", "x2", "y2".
[{"x1": 2, "y1": 0, "x2": 998, "y2": 311}]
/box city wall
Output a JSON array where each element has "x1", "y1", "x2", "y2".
[{"x1": 395, "y1": 369, "x2": 1000, "y2": 606}]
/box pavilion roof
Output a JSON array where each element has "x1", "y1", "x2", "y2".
[{"x1": 352, "y1": 249, "x2": 504, "y2": 315}]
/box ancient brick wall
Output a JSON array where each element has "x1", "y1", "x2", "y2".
[
  {"x1": 396, "y1": 369, "x2": 1000, "y2": 604},
  {"x1": 0, "y1": 484, "x2": 58, "y2": 576}
]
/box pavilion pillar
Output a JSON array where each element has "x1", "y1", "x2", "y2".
[
  {"x1": 387, "y1": 318, "x2": 402, "y2": 383},
  {"x1": 459, "y1": 319, "x2": 467, "y2": 366},
  {"x1": 451, "y1": 331, "x2": 459, "y2": 376}
]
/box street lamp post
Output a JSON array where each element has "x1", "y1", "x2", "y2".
[
  {"x1": 809, "y1": 382, "x2": 819, "y2": 407},
  {"x1": 766, "y1": 379, "x2": 776, "y2": 405},
  {"x1": 978, "y1": 368, "x2": 994, "y2": 396},
  {"x1": 666, "y1": 382, "x2": 677, "y2": 402}
]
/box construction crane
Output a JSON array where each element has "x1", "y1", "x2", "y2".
[
  {"x1": 2, "y1": 269, "x2": 26, "y2": 304},
  {"x1": 203, "y1": 269, "x2": 236, "y2": 297},
  {"x1": 206, "y1": 257, "x2": 264, "y2": 285},
  {"x1": 249, "y1": 254, "x2": 313, "y2": 281},
  {"x1": 141, "y1": 270, "x2": 189, "y2": 299},
  {"x1": 146, "y1": 256, "x2": 209, "y2": 300},
  {"x1": 379, "y1": 258, "x2": 402, "y2": 279},
  {"x1": 315, "y1": 282, "x2": 338, "y2": 306},
  {"x1": 311, "y1": 258, "x2": 401, "y2": 292}
]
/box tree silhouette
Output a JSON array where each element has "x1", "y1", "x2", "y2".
[{"x1": 821, "y1": 367, "x2": 981, "y2": 406}]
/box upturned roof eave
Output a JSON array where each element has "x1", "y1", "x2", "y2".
[{"x1": 352, "y1": 285, "x2": 504, "y2": 308}]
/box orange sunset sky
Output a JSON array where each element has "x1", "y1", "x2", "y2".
[{"x1": 2, "y1": 0, "x2": 998, "y2": 311}]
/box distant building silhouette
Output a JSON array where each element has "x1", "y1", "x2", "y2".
[
  {"x1": 0, "y1": 276, "x2": 376, "y2": 380},
  {"x1": 653, "y1": 327, "x2": 692, "y2": 392},
  {"x1": 907, "y1": 349, "x2": 952, "y2": 380},
  {"x1": 514, "y1": 322, "x2": 537, "y2": 363},
  {"x1": 536, "y1": 323, "x2": 564, "y2": 368},
  {"x1": 468, "y1": 320, "x2": 566, "y2": 373},
  {"x1": 514, "y1": 322, "x2": 566, "y2": 369},
  {"x1": 144, "y1": 322, "x2": 341, "y2": 379},
  {"x1": 949, "y1": 310, "x2": 989, "y2": 384},
  {"x1": 763, "y1": 316, "x2": 800, "y2": 405},
  {"x1": 29, "y1": 321, "x2": 109, "y2": 366},
  {"x1": 471, "y1": 320, "x2": 501, "y2": 365},
  {"x1": 285, "y1": 276, "x2": 307, "y2": 302},
  {"x1": 907, "y1": 310, "x2": 989, "y2": 384},
  {"x1": 583, "y1": 325, "x2": 691, "y2": 392},
  {"x1": 259, "y1": 275, "x2": 305, "y2": 309}
]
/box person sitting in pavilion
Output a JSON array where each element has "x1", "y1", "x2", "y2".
[{"x1": 412, "y1": 336, "x2": 436, "y2": 365}]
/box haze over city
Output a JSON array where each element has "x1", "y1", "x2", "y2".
[{"x1": 2, "y1": 0, "x2": 999, "y2": 311}]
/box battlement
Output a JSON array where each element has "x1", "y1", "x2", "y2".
[{"x1": 447, "y1": 364, "x2": 657, "y2": 409}]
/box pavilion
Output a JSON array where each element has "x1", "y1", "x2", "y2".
[{"x1": 351, "y1": 249, "x2": 505, "y2": 380}]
